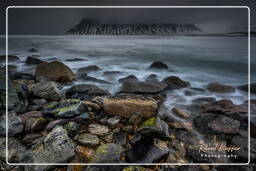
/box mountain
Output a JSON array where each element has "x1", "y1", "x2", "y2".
[{"x1": 66, "y1": 18, "x2": 202, "y2": 35}]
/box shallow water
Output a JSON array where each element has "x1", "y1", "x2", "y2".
[{"x1": 0, "y1": 35, "x2": 255, "y2": 106}]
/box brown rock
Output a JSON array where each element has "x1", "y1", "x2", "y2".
[
  {"x1": 102, "y1": 95, "x2": 157, "y2": 119},
  {"x1": 35, "y1": 61, "x2": 75, "y2": 83},
  {"x1": 207, "y1": 82, "x2": 235, "y2": 93},
  {"x1": 209, "y1": 117, "x2": 240, "y2": 134},
  {"x1": 87, "y1": 124, "x2": 110, "y2": 136},
  {"x1": 172, "y1": 107, "x2": 191, "y2": 119},
  {"x1": 22, "y1": 133, "x2": 43, "y2": 144}
]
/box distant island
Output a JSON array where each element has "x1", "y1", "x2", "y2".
[{"x1": 66, "y1": 18, "x2": 202, "y2": 35}]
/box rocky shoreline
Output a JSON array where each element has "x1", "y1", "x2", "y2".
[{"x1": 0, "y1": 51, "x2": 255, "y2": 171}]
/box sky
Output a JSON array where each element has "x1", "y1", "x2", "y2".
[{"x1": 0, "y1": 0, "x2": 255, "y2": 35}]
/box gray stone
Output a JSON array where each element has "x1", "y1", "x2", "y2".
[
  {"x1": 87, "y1": 124, "x2": 110, "y2": 136},
  {"x1": 0, "y1": 111, "x2": 23, "y2": 136},
  {"x1": 77, "y1": 133, "x2": 100, "y2": 146}
]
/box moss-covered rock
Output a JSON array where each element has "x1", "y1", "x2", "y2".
[{"x1": 42, "y1": 99, "x2": 87, "y2": 119}]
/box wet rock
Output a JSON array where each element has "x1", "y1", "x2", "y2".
[
  {"x1": 201, "y1": 99, "x2": 247, "y2": 121},
  {"x1": 28, "y1": 99, "x2": 47, "y2": 111},
  {"x1": 102, "y1": 95, "x2": 157, "y2": 119},
  {"x1": 192, "y1": 97, "x2": 216, "y2": 105},
  {"x1": 77, "y1": 73, "x2": 112, "y2": 84},
  {"x1": 121, "y1": 125, "x2": 134, "y2": 134},
  {"x1": 209, "y1": 116, "x2": 240, "y2": 134},
  {"x1": 22, "y1": 133, "x2": 43, "y2": 144},
  {"x1": 45, "y1": 113, "x2": 89, "y2": 131},
  {"x1": 10, "y1": 72, "x2": 34, "y2": 80},
  {"x1": 238, "y1": 83, "x2": 256, "y2": 94},
  {"x1": 76, "y1": 133, "x2": 100, "y2": 146},
  {"x1": 167, "y1": 117, "x2": 193, "y2": 132},
  {"x1": 91, "y1": 143, "x2": 123, "y2": 163},
  {"x1": 19, "y1": 111, "x2": 43, "y2": 122},
  {"x1": 172, "y1": 107, "x2": 191, "y2": 119},
  {"x1": 120, "y1": 81, "x2": 167, "y2": 94},
  {"x1": 35, "y1": 61, "x2": 75, "y2": 83},
  {"x1": 0, "y1": 55, "x2": 20, "y2": 62},
  {"x1": 65, "y1": 58, "x2": 87, "y2": 62},
  {"x1": 28, "y1": 81, "x2": 62, "y2": 101},
  {"x1": 77, "y1": 65, "x2": 100, "y2": 73},
  {"x1": 0, "y1": 111, "x2": 23, "y2": 136},
  {"x1": 137, "y1": 117, "x2": 170, "y2": 139},
  {"x1": 207, "y1": 82, "x2": 235, "y2": 93},
  {"x1": 145, "y1": 74, "x2": 159, "y2": 82},
  {"x1": 123, "y1": 166, "x2": 147, "y2": 171},
  {"x1": 184, "y1": 87, "x2": 206, "y2": 96},
  {"x1": 25, "y1": 56, "x2": 45, "y2": 65},
  {"x1": 5, "y1": 64, "x2": 17, "y2": 74},
  {"x1": 103, "y1": 71, "x2": 122, "y2": 76},
  {"x1": 66, "y1": 84, "x2": 110, "y2": 100},
  {"x1": 0, "y1": 137, "x2": 26, "y2": 162},
  {"x1": 21, "y1": 126, "x2": 75, "y2": 170},
  {"x1": 12, "y1": 80, "x2": 30, "y2": 112},
  {"x1": 106, "y1": 116, "x2": 121, "y2": 127},
  {"x1": 64, "y1": 121, "x2": 80, "y2": 138},
  {"x1": 118, "y1": 75, "x2": 138, "y2": 83},
  {"x1": 28, "y1": 48, "x2": 39, "y2": 52},
  {"x1": 126, "y1": 137, "x2": 169, "y2": 163},
  {"x1": 162, "y1": 76, "x2": 190, "y2": 89},
  {"x1": 42, "y1": 99, "x2": 87, "y2": 119},
  {"x1": 113, "y1": 132, "x2": 127, "y2": 146},
  {"x1": 87, "y1": 123, "x2": 110, "y2": 136},
  {"x1": 128, "y1": 113, "x2": 144, "y2": 126},
  {"x1": 149, "y1": 61, "x2": 169, "y2": 69},
  {"x1": 193, "y1": 113, "x2": 219, "y2": 134},
  {"x1": 24, "y1": 117, "x2": 48, "y2": 132}
]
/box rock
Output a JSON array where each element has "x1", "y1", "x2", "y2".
[
  {"x1": 44, "y1": 113, "x2": 89, "y2": 131},
  {"x1": 172, "y1": 107, "x2": 191, "y2": 119},
  {"x1": 126, "y1": 137, "x2": 169, "y2": 163},
  {"x1": 21, "y1": 126, "x2": 75, "y2": 170},
  {"x1": 123, "y1": 166, "x2": 147, "y2": 171},
  {"x1": 28, "y1": 99, "x2": 47, "y2": 111},
  {"x1": 42, "y1": 99, "x2": 87, "y2": 119},
  {"x1": 28, "y1": 48, "x2": 39, "y2": 52},
  {"x1": 121, "y1": 125, "x2": 134, "y2": 134},
  {"x1": 5, "y1": 64, "x2": 17, "y2": 74},
  {"x1": 118, "y1": 75, "x2": 138, "y2": 83},
  {"x1": 149, "y1": 61, "x2": 169, "y2": 69},
  {"x1": 106, "y1": 116, "x2": 121, "y2": 127},
  {"x1": 10, "y1": 72, "x2": 34, "y2": 80},
  {"x1": 208, "y1": 116, "x2": 240, "y2": 134},
  {"x1": 193, "y1": 113, "x2": 219, "y2": 134},
  {"x1": 238, "y1": 83, "x2": 256, "y2": 94},
  {"x1": 102, "y1": 95, "x2": 157, "y2": 119},
  {"x1": 35, "y1": 61, "x2": 75, "y2": 83},
  {"x1": 137, "y1": 117, "x2": 170, "y2": 139},
  {"x1": 91, "y1": 143, "x2": 123, "y2": 163},
  {"x1": 165, "y1": 115, "x2": 193, "y2": 132},
  {"x1": 77, "y1": 73, "x2": 112, "y2": 84},
  {"x1": 87, "y1": 123, "x2": 110, "y2": 136},
  {"x1": 207, "y1": 82, "x2": 235, "y2": 93},
  {"x1": 22, "y1": 133, "x2": 43, "y2": 144},
  {"x1": 120, "y1": 81, "x2": 167, "y2": 94},
  {"x1": 192, "y1": 97, "x2": 216, "y2": 105},
  {"x1": 0, "y1": 137, "x2": 26, "y2": 162},
  {"x1": 76, "y1": 133, "x2": 100, "y2": 146},
  {"x1": 25, "y1": 56, "x2": 45, "y2": 65},
  {"x1": 66, "y1": 84, "x2": 110, "y2": 100},
  {"x1": 0, "y1": 55, "x2": 20, "y2": 62},
  {"x1": 184, "y1": 87, "x2": 206, "y2": 96},
  {"x1": 0, "y1": 111, "x2": 23, "y2": 136},
  {"x1": 145, "y1": 74, "x2": 159, "y2": 82},
  {"x1": 24, "y1": 117, "x2": 48, "y2": 132},
  {"x1": 76, "y1": 145, "x2": 95, "y2": 162},
  {"x1": 19, "y1": 111, "x2": 43, "y2": 122},
  {"x1": 28, "y1": 81, "x2": 62, "y2": 101},
  {"x1": 113, "y1": 132, "x2": 127, "y2": 146},
  {"x1": 64, "y1": 121, "x2": 80, "y2": 138},
  {"x1": 201, "y1": 99, "x2": 247, "y2": 121},
  {"x1": 103, "y1": 71, "x2": 122, "y2": 76},
  {"x1": 77, "y1": 65, "x2": 100, "y2": 73},
  {"x1": 65, "y1": 58, "x2": 87, "y2": 62},
  {"x1": 162, "y1": 76, "x2": 190, "y2": 89},
  {"x1": 128, "y1": 113, "x2": 144, "y2": 126},
  {"x1": 12, "y1": 80, "x2": 30, "y2": 112}
]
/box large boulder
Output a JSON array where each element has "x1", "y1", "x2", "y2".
[
  {"x1": 161, "y1": 76, "x2": 190, "y2": 89},
  {"x1": 207, "y1": 82, "x2": 235, "y2": 93},
  {"x1": 25, "y1": 56, "x2": 45, "y2": 65},
  {"x1": 0, "y1": 55, "x2": 20, "y2": 63},
  {"x1": 102, "y1": 95, "x2": 158, "y2": 119},
  {"x1": 0, "y1": 111, "x2": 23, "y2": 136},
  {"x1": 149, "y1": 61, "x2": 169, "y2": 69},
  {"x1": 208, "y1": 116, "x2": 240, "y2": 134},
  {"x1": 90, "y1": 143, "x2": 123, "y2": 163},
  {"x1": 42, "y1": 99, "x2": 87, "y2": 119},
  {"x1": 118, "y1": 75, "x2": 138, "y2": 83},
  {"x1": 120, "y1": 81, "x2": 167, "y2": 94},
  {"x1": 35, "y1": 61, "x2": 75, "y2": 83},
  {"x1": 21, "y1": 126, "x2": 75, "y2": 170},
  {"x1": 28, "y1": 81, "x2": 62, "y2": 101},
  {"x1": 76, "y1": 65, "x2": 101, "y2": 78},
  {"x1": 66, "y1": 84, "x2": 110, "y2": 100}
]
